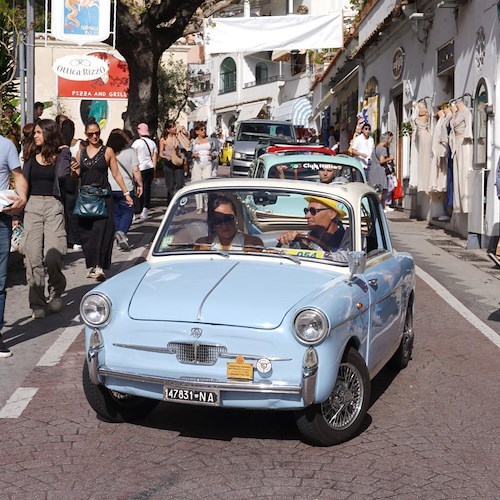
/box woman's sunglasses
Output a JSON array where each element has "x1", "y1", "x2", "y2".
[
  {"x1": 212, "y1": 213, "x2": 235, "y2": 226},
  {"x1": 86, "y1": 131, "x2": 100, "y2": 137},
  {"x1": 304, "y1": 207, "x2": 329, "y2": 216}
]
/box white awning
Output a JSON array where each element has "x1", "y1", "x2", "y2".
[
  {"x1": 237, "y1": 101, "x2": 266, "y2": 122},
  {"x1": 187, "y1": 107, "x2": 209, "y2": 123},
  {"x1": 272, "y1": 96, "x2": 312, "y2": 126},
  {"x1": 205, "y1": 13, "x2": 343, "y2": 54}
]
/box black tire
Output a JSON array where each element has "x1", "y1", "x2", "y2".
[
  {"x1": 82, "y1": 360, "x2": 159, "y2": 423},
  {"x1": 389, "y1": 303, "x2": 414, "y2": 371},
  {"x1": 295, "y1": 347, "x2": 370, "y2": 446}
]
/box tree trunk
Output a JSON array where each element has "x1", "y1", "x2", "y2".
[
  {"x1": 115, "y1": 0, "x2": 205, "y2": 135},
  {"x1": 118, "y1": 37, "x2": 162, "y2": 135}
]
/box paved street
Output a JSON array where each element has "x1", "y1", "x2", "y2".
[{"x1": 0, "y1": 197, "x2": 499, "y2": 498}]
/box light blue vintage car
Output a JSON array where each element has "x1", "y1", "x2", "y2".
[
  {"x1": 249, "y1": 152, "x2": 367, "y2": 184},
  {"x1": 81, "y1": 178, "x2": 415, "y2": 446}
]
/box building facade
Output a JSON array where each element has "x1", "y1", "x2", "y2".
[{"x1": 313, "y1": 0, "x2": 499, "y2": 248}]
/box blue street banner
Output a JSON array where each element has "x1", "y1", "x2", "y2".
[{"x1": 51, "y1": 0, "x2": 111, "y2": 46}]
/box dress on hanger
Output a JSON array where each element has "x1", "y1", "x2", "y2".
[
  {"x1": 429, "y1": 112, "x2": 451, "y2": 193},
  {"x1": 449, "y1": 105, "x2": 473, "y2": 213},
  {"x1": 415, "y1": 111, "x2": 432, "y2": 193}
]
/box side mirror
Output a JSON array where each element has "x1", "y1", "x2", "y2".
[{"x1": 347, "y1": 251, "x2": 366, "y2": 281}]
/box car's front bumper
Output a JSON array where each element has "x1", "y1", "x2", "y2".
[{"x1": 87, "y1": 344, "x2": 318, "y2": 409}]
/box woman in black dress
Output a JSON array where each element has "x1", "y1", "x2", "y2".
[{"x1": 73, "y1": 119, "x2": 133, "y2": 281}]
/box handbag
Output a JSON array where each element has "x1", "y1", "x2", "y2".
[
  {"x1": 170, "y1": 150, "x2": 184, "y2": 167},
  {"x1": 392, "y1": 179, "x2": 403, "y2": 200},
  {"x1": 73, "y1": 185, "x2": 109, "y2": 218}
]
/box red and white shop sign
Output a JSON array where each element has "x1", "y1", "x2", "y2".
[{"x1": 57, "y1": 51, "x2": 129, "y2": 100}]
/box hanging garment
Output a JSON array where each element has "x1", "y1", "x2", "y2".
[
  {"x1": 429, "y1": 113, "x2": 451, "y2": 193},
  {"x1": 415, "y1": 115, "x2": 432, "y2": 193},
  {"x1": 449, "y1": 106, "x2": 473, "y2": 213}
]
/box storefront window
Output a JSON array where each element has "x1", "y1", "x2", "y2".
[{"x1": 474, "y1": 80, "x2": 488, "y2": 167}]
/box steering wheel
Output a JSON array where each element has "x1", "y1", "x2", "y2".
[{"x1": 277, "y1": 233, "x2": 330, "y2": 252}]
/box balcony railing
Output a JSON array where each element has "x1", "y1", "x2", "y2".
[{"x1": 243, "y1": 74, "x2": 285, "y2": 88}]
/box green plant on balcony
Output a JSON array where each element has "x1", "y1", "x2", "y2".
[{"x1": 400, "y1": 121, "x2": 413, "y2": 137}]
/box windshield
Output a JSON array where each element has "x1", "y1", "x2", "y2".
[
  {"x1": 237, "y1": 123, "x2": 294, "y2": 142},
  {"x1": 153, "y1": 187, "x2": 352, "y2": 264},
  {"x1": 268, "y1": 161, "x2": 364, "y2": 183}
]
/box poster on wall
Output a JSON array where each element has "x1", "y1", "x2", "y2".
[
  {"x1": 57, "y1": 52, "x2": 129, "y2": 100},
  {"x1": 366, "y1": 96, "x2": 379, "y2": 138},
  {"x1": 51, "y1": 0, "x2": 111, "y2": 46}
]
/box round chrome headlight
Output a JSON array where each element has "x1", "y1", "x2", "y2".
[
  {"x1": 293, "y1": 308, "x2": 329, "y2": 344},
  {"x1": 80, "y1": 293, "x2": 111, "y2": 327},
  {"x1": 234, "y1": 152, "x2": 242, "y2": 159}
]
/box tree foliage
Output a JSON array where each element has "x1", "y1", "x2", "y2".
[{"x1": 157, "y1": 55, "x2": 191, "y2": 128}]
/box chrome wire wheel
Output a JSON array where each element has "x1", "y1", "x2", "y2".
[
  {"x1": 321, "y1": 362, "x2": 364, "y2": 430},
  {"x1": 402, "y1": 308, "x2": 414, "y2": 359}
]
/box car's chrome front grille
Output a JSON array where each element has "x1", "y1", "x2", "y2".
[{"x1": 167, "y1": 342, "x2": 227, "y2": 365}]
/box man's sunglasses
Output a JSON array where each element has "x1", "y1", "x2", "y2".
[
  {"x1": 86, "y1": 131, "x2": 100, "y2": 137},
  {"x1": 213, "y1": 213, "x2": 236, "y2": 226},
  {"x1": 304, "y1": 207, "x2": 329, "y2": 216}
]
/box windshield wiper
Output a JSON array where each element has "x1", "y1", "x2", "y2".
[
  {"x1": 230, "y1": 245, "x2": 301, "y2": 264},
  {"x1": 162, "y1": 242, "x2": 229, "y2": 258}
]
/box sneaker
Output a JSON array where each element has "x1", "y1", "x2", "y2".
[
  {"x1": 32, "y1": 309, "x2": 45, "y2": 319},
  {"x1": 94, "y1": 266, "x2": 106, "y2": 282},
  {"x1": 115, "y1": 231, "x2": 130, "y2": 251},
  {"x1": 87, "y1": 267, "x2": 96, "y2": 279},
  {"x1": 72, "y1": 244, "x2": 83, "y2": 251},
  {"x1": 47, "y1": 296, "x2": 63, "y2": 314},
  {"x1": 140, "y1": 208, "x2": 148, "y2": 220},
  {"x1": 384, "y1": 206, "x2": 395, "y2": 212},
  {"x1": 0, "y1": 339, "x2": 12, "y2": 358},
  {"x1": 196, "y1": 208, "x2": 203, "y2": 214}
]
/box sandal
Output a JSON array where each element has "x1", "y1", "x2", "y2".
[{"x1": 487, "y1": 253, "x2": 500, "y2": 267}]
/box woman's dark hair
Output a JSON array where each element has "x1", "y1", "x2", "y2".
[
  {"x1": 85, "y1": 116, "x2": 99, "y2": 132},
  {"x1": 194, "y1": 122, "x2": 206, "y2": 132},
  {"x1": 84, "y1": 117, "x2": 103, "y2": 146},
  {"x1": 211, "y1": 195, "x2": 237, "y2": 215},
  {"x1": 61, "y1": 118, "x2": 75, "y2": 147},
  {"x1": 55, "y1": 114, "x2": 68, "y2": 127},
  {"x1": 122, "y1": 129, "x2": 134, "y2": 143},
  {"x1": 162, "y1": 121, "x2": 175, "y2": 138},
  {"x1": 107, "y1": 131, "x2": 128, "y2": 154},
  {"x1": 24, "y1": 118, "x2": 63, "y2": 163}
]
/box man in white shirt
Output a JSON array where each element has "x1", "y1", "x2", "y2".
[
  {"x1": 131, "y1": 123, "x2": 158, "y2": 220},
  {"x1": 351, "y1": 123, "x2": 375, "y2": 170}
]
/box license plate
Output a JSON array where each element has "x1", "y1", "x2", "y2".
[{"x1": 163, "y1": 386, "x2": 220, "y2": 406}]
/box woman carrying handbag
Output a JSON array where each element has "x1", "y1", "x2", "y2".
[{"x1": 73, "y1": 118, "x2": 133, "y2": 281}]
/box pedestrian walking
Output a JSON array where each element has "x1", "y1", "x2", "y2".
[
  {"x1": 159, "y1": 121, "x2": 184, "y2": 204},
  {"x1": 191, "y1": 122, "x2": 217, "y2": 213},
  {"x1": 176, "y1": 125, "x2": 191, "y2": 179},
  {"x1": 60, "y1": 118, "x2": 83, "y2": 251},
  {"x1": 74, "y1": 118, "x2": 133, "y2": 281},
  {"x1": 487, "y1": 157, "x2": 500, "y2": 267},
  {"x1": 368, "y1": 132, "x2": 394, "y2": 211},
  {"x1": 107, "y1": 129, "x2": 143, "y2": 251},
  {"x1": 351, "y1": 122, "x2": 375, "y2": 171},
  {"x1": 0, "y1": 134, "x2": 27, "y2": 357},
  {"x1": 131, "y1": 123, "x2": 157, "y2": 220},
  {"x1": 21, "y1": 119, "x2": 72, "y2": 319}
]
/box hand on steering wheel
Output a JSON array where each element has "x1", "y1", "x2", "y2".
[{"x1": 277, "y1": 233, "x2": 330, "y2": 251}]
